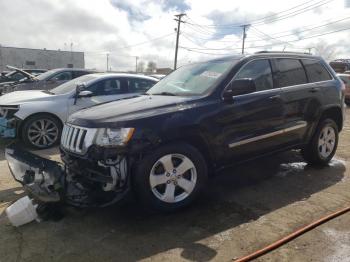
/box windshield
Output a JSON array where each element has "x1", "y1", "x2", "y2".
[
  {"x1": 51, "y1": 74, "x2": 98, "y2": 95},
  {"x1": 35, "y1": 69, "x2": 60, "y2": 80},
  {"x1": 147, "y1": 58, "x2": 239, "y2": 96}
]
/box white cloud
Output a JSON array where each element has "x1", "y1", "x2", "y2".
[{"x1": 0, "y1": 0, "x2": 349, "y2": 71}]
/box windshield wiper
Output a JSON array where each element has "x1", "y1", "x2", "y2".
[{"x1": 151, "y1": 92, "x2": 177, "y2": 96}]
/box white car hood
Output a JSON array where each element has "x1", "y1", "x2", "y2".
[{"x1": 0, "y1": 90, "x2": 60, "y2": 105}]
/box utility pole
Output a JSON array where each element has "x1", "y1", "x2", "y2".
[
  {"x1": 174, "y1": 13, "x2": 186, "y2": 70},
  {"x1": 135, "y1": 56, "x2": 139, "y2": 73},
  {"x1": 241, "y1": 24, "x2": 250, "y2": 55},
  {"x1": 106, "y1": 53, "x2": 109, "y2": 72}
]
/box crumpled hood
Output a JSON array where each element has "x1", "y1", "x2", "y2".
[
  {"x1": 0, "y1": 90, "x2": 58, "y2": 105},
  {"x1": 69, "y1": 95, "x2": 196, "y2": 126}
]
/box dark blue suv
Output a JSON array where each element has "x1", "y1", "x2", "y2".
[{"x1": 6, "y1": 52, "x2": 346, "y2": 212}]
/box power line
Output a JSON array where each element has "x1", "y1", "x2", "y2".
[
  {"x1": 185, "y1": 0, "x2": 334, "y2": 28},
  {"x1": 109, "y1": 33, "x2": 174, "y2": 50},
  {"x1": 180, "y1": 26, "x2": 350, "y2": 51},
  {"x1": 246, "y1": 16, "x2": 350, "y2": 42}
]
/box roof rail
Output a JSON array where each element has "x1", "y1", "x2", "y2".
[{"x1": 254, "y1": 51, "x2": 311, "y2": 55}]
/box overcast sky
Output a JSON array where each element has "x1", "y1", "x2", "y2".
[{"x1": 0, "y1": 0, "x2": 349, "y2": 71}]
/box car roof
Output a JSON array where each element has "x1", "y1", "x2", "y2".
[
  {"x1": 48, "y1": 68, "x2": 96, "y2": 72},
  {"x1": 201, "y1": 52, "x2": 323, "y2": 64},
  {"x1": 84, "y1": 73, "x2": 159, "y2": 81}
]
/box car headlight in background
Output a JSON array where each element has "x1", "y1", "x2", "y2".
[{"x1": 95, "y1": 128, "x2": 135, "y2": 147}]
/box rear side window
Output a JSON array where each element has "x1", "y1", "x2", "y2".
[
  {"x1": 302, "y1": 59, "x2": 332, "y2": 82},
  {"x1": 235, "y1": 59, "x2": 273, "y2": 91},
  {"x1": 275, "y1": 58, "x2": 307, "y2": 88}
]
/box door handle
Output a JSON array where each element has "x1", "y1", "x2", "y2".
[
  {"x1": 309, "y1": 87, "x2": 320, "y2": 93},
  {"x1": 269, "y1": 95, "x2": 281, "y2": 100}
]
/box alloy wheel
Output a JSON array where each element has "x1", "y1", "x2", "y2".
[
  {"x1": 318, "y1": 125, "x2": 336, "y2": 159},
  {"x1": 27, "y1": 119, "x2": 59, "y2": 148},
  {"x1": 149, "y1": 153, "x2": 197, "y2": 203}
]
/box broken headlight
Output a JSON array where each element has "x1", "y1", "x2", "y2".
[
  {"x1": 0, "y1": 105, "x2": 19, "y2": 118},
  {"x1": 95, "y1": 128, "x2": 135, "y2": 147}
]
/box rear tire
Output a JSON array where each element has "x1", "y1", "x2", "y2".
[
  {"x1": 301, "y1": 118, "x2": 338, "y2": 166},
  {"x1": 22, "y1": 114, "x2": 62, "y2": 149},
  {"x1": 133, "y1": 143, "x2": 208, "y2": 212}
]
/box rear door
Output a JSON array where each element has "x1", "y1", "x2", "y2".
[
  {"x1": 274, "y1": 58, "x2": 324, "y2": 146},
  {"x1": 218, "y1": 59, "x2": 285, "y2": 163}
]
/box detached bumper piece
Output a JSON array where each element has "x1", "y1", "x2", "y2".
[
  {"x1": 5, "y1": 145, "x2": 64, "y2": 203},
  {"x1": 0, "y1": 117, "x2": 17, "y2": 138},
  {"x1": 5, "y1": 144, "x2": 130, "y2": 208}
]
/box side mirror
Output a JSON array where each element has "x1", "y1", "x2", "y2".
[
  {"x1": 223, "y1": 78, "x2": 256, "y2": 101},
  {"x1": 77, "y1": 90, "x2": 93, "y2": 98}
]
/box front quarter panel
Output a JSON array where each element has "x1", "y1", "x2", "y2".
[{"x1": 14, "y1": 99, "x2": 69, "y2": 123}]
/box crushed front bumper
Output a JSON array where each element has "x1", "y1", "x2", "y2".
[
  {"x1": 5, "y1": 144, "x2": 130, "y2": 207},
  {"x1": 5, "y1": 145, "x2": 64, "y2": 203},
  {"x1": 0, "y1": 117, "x2": 17, "y2": 138}
]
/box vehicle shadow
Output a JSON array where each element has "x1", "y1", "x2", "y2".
[{"x1": 45, "y1": 150, "x2": 345, "y2": 262}]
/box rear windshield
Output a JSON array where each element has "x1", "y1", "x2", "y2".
[{"x1": 35, "y1": 69, "x2": 61, "y2": 80}]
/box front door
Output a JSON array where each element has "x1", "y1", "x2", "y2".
[
  {"x1": 215, "y1": 59, "x2": 285, "y2": 164},
  {"x1": 67, "y1": 77, "x2": 133, "y2": 116}
]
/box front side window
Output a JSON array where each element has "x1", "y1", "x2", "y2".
[
  {"x1": 275, "y1": 58, "x2": 307, "y2": 88},
  {"x1": 50, "y1": 74, "x2": 98, "y2": 95},
  {"x1": 87, "y1": 78, "x2": 126, "y2": 96},
  {"x1": 234, "y1": 59, "x2": 273, "y2": 91},
  {"x1": 302, "y1": 59, "x2": 332, "y2": 82},
  {"x1": 147, "y1": 58, "x2": 239, "y2": 96}
]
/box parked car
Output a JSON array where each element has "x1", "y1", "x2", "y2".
[
  {"x1": 337, "y1": 73, "x2": 350, "y2": 105},
  {"x1": 0, "y1": 73, "x2": 158, "y2": 148},
  {"x1": 0, "y1": 66, "x2": 47, "y2": 83},
  {"x1": 0, "y1": 68, "x2": 95, "y2": 95},
  {"x1": 329, "y1": 59, "x2": 350, "y2": 73},
  {"x1": 5, "y1": 52, "x2": 345, "y2": 212},
  {"x1": 149, "y1": 74, "x2": 167, "y2": 80}
]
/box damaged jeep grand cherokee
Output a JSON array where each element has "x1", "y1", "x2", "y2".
[{"x1": 5, "y1": 52, "x2": 345, "y2": 211}]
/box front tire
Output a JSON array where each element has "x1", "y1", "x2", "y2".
[
  {"x1": 22, "y1": 114, "x2": 62, "y2": 149},
  {"x1": 302, "y1": 119, "x2": 338, "y2": 166},
  {"x1": 133, "y1": 143, "x2": 208, "y2": 212}
]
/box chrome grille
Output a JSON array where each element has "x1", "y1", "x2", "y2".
[{"x1": 61, "y1": 124, "x2": 97, "y2": 154}]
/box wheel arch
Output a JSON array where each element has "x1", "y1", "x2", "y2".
[
  {"x1": 319, "y1": 106, "x2": 343, "y2": 131},
  {"x1": 152, "y1": 135, "x2": 216, "y2": 174},
  {"x1": 18, "y1": 112, "x2": 64, "y2": 136}
]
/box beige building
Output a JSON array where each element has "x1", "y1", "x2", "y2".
[{"x1": 0, "y1": 46, "x2": 84, "y2": 71}]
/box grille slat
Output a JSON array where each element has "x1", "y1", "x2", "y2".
[{"x1": 61, "y1": 124, "x2": 96, "y2": 154}]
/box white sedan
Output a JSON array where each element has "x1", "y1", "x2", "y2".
[{"x1": 0, "y1": 73, "x2": 158, "y2": 149}]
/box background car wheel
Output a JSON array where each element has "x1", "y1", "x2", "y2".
[
  {"x1": 302, "y1": 118, "x2": 338, "y2": 166},
  {"x1": 133, "y1": 143, "x2": 208, "y2": 212},
  {"x1": 22, "y1": 114, "x2": 62, "y2": 149}
]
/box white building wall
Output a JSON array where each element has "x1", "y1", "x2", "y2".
[{"x1": 0, "y1": 46, "x2": 84, "y2": 71}]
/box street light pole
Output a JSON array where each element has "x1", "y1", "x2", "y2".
[
  {"x1": 135, "y1": 56, "x2": 139, "y2": 73},
  {"x1": 106, "y1": 53, "x2": 109, "y2": 72}
]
